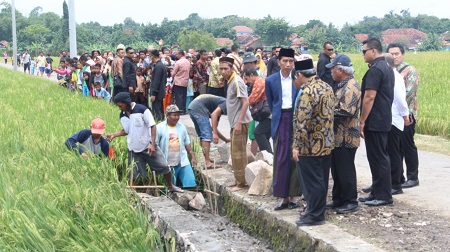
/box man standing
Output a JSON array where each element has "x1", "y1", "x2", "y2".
[
  {"x1": 384, "y1": 53, "x2": 410, "y2": 195},
  {"x1": 195, "y1": 49, "x2": 209, "y2": 95},
  {"x1": 265, "y1": 48, "x2": 301, "y2": 210},
  {"x1": 208, "y1": 49, "x2": 225, "y2": 97},
  {"x1": 387, "y1": 43, "x2": 420, "y2": 189},
  {"x1": 358, "y1": 38, "x2": 395, "y2": 207},
  {"x1": 22, "y1": 50, "x2": 31, "y2": 74},
  {"x1": 156, "y1": 105, "x2": 197, "y2": 188},
  {"x1": 65, "y1": 118, "x2": 109, "y2": 159},
  {"x1": 220, "y1": 57, "x2": 252, "y2": 192},
  {"x1": 325, "y1": 54, "x2": 361, "y2": 214},
  {"x1": 36, "y1": 52, "x2": 46, "y2": 77},
  {"x1": 112, "y1": 45, "x2": 126, "y2": 99},
  {"x1": 266, "y1": 46, "x2": 281, "y2": 76},
  {"x1": 317, "y1": 41, "x2": 335, "y2": 90},
  {"x1": 122, "y1": 47, "x2": 137, "y2": 97},
  {"x1": 172, "y1": 50, "x2": 190, "y2": 113},
  {"x1": 292, "y1": 58, "x2": 334, "y2": 226},
  {"x1": 149, "y1": 49, "x2": 167, "y2": 121},
  {"x1": 244, "y1": 67, "x2": 272, "y2": 154},
  {"x1": 106, "y1": 92, "x2": 183, "y2": 193}
]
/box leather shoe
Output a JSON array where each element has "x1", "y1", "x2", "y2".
[
  {"x1": 274, "y1": 202, "x2": 289, "y2": 211},
  {"x1": 336, "y1": 203, "x2": 359, "y2": 214},
  {"x1": 288, "y1": 202, "x2": 300, "y2": 209},
  {"x1": 362, "y1": 185, "x2": 373, "y2": 193},
  {"x1": 391, "y1": 188, "x2": 403, "y2": 195},
  {"x1": 296, "y1": 216, "x2": 325, "y2": 226},
  {"x1": 365, "y1": 199, "x2": 393, "y2": 206},
  {"x1": 401, "y1": 180, "x2": 419, "y2": 188},
  {"x1": 358, "y1": 195, "x2": 375, "y2": 202},
  {"x1": 326, "y1": 202, "x2": 341, "y2": 210}
]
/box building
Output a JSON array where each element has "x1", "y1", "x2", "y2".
[
  {"x1": 233, "y1": 26, "x2": 254, "y2": 37},
  {"x1": 216, "y1": 38, "x2": 234, "y2": 48},
  {"x1": 381, "y1": 28, "x2": 427, "y2": 50}
]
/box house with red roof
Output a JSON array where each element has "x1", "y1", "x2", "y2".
[
  {"x1": 381, "y1": 28, "x2": 427, "y2": 50},
  {"x1": 233, "y1": 26, "x2": 253, "y2": 36}
]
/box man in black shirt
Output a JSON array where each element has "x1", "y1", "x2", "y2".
[
  {"x1": 150, "y1": 49, "x2": 167, "y2": 121},
  {"x1": 358, "y1": 38, "x2": 395, "y2": 207},
  {"x1": 122, "y1": 47, "x2": 137, "y2": 98},
  {"x1": 317, "y1": 41, "x2": 334, "y2": 90},
  {"x1": 266, "y1": 46, "x2": 281, "y2": 76}
]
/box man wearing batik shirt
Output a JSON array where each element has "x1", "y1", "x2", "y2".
[
  {"x1": 387, "y1": 43, "x2": 420, "y2": 189},
  {"x1": 292, "y1": 58, "x2": 334, "y2": 226},
  {"x1": 325, "y1": 54, "x2": 361, "y2": 214},
  {"x1": 196, "y1": 49, "x2": 209, "y2": 95},
  {"x1": 227, "y1": 45, "x2": 243, "y2": 76}
]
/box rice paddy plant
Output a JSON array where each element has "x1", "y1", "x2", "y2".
[{"x1": 0, "y1": 68, "x2": 161, "y2": 251}]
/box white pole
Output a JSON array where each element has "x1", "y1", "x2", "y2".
[
  {"x1": 11, "y1": 0, "x2": 18, "y2": 71},
  {"x1": 68, "y1": 0, "x2": 77, "y2": 58}
]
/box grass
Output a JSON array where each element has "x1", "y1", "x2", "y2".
[{"x1": 0, "y1": 68, "x2": 161, "y2": 251}]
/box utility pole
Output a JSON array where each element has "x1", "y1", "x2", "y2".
[
  {"x1": 68, "y1": 0, "x2": 77, "y2": 58},
  {"x1": 11, "y1": 0, "x2": 18, "y2": 71}
]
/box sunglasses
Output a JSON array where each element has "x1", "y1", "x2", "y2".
[
  {"x1": 327, "y1": 48, "x2": 334, "y2": 51},
  {"x1": 128, "y1": 51, "x2": 135, "y2": 54},
  {"x1": 362, "y1": 48, "x2": 373, "y2": 55}
]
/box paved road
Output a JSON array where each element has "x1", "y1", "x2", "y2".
[{"x1": 4, "y1": 61, "x2": 450, "y2": 220}]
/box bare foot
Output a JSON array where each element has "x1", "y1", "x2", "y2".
[
  {"x1": 230, "y1": 186, "x2": 245, "y2": 192},
  {"x1": 226, "y1": 182, "x2": 237, "y2": 187}
]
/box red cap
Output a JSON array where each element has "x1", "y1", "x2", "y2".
[{"x1": 90, "y1": 118, "x2": 106, "y2": 134}]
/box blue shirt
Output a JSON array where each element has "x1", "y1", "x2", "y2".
[
  {"x1": 156, "y1": 121, "x2": 191, "y2": 167},
  {"x1": 94, "y1": 87, "x2": 111, "y2": 101},
  {"x1": 65, "y1": 129, "x2": 109, "y2": 157}
]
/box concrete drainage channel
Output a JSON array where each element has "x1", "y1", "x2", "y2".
[{"x1": 135, "y1": 163, "x2": 384, "y2": 252}]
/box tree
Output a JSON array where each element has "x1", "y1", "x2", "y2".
[
  {"x1": 62, "y1": 1, "x2": 69, "y2": 47},
  {"x1": 23, "y1": 24, "x2": 51, "y2": 44},
  {"x1": 255, "y1": 15, "x2": 291, "y2": 46},
  {"x1": 177, "y1": 30, "x2": 218, "y2": 51},
  {"x1": 29, "y1": 6, "x2": 43, "y2": 17},
  {"x1": 418, "y1": 33, "x2": 441, "y2": 51}
]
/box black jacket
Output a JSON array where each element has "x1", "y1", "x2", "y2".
[
  {"x1": 267, "y1": 56, "x2": 280, "y2": 77},
  {"x1": 122, "y1": 57, "x2": 137, "y2": 89},
  {"x1": 150, "y1": 60, "x2": 167, "y2": 100},
  {"x1": 317, "y1": 53, "x2": 333, "y2": 87}
]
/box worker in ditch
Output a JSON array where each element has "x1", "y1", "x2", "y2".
[
  {"x1": 156, "y1": 104, "x2": 197, "y2": 189},
  {"x1": 65, "y1": 118, "x2": 109, "y2": 159},
  {"x1": 106, "y1": 92, "x2": 183, "y2": 193}
]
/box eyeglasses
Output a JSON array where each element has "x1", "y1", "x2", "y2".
[
  {"x1": 362, "y1": 48, "x2": 373, "y2": 55},
  {"x1": 275, "y1": 50, "x2": 280, "y2": 53},
  {"x1": 327, "y1": 48, "x2": 334, "y2": 51},
  {"x1": 128, "y1": 51, "x2": 135, "y2": 54}
]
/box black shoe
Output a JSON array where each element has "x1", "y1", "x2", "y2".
[
  {"x1": 391, "y1": 188, "x2": 404, "y2": 195},
  {"x1": 296, "y1": 216, "x2": 325, "y2": 226},
  {"x1": 288, "y1": 202, "x2": 300, "y2": 209},
  {"x1": 336, "y1": 203, "x2": 359, "y2": 214},
  {"x1": 362, "y1": 185, "x2": 373, "y2": 193},
  {"x1": 401, "y1": 180, "x2": 419, "y2": 188},
  {"x1": 358, "y1": 195, "x2": 375, "y2": 202},
  {"x1": 326, "y1": 202, "x2": 340, "y2": 210},
  {"x1": 274, "y1": 202, "x2": 289, "y2": 211},
  {"x1": 365, "y1": 199, "x2": 393, "y2": 206}
]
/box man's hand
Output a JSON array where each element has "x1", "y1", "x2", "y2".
[
  {"x1": 191, "y1": 157, "x2": 197, "y2": 167},
  {"x1": 225, "y1": 138, "x2": 231, "y2": 143},
  {"x1": 213, "y1": 132, "x2": 219, "y2": 144},
  {"x1": 234, "y1": 123, "x2": 242, "y2": 135},
  {"x1": 359, "y1": 122, "x2": 365, "y2": 139},
  {"x1": 404, "y1": 116, "x2": 411, "y2": 126},
  {"x1": 148, "y1": 143, "x2": 156, "y2": 156},
  {"x1": 81, "y1": 152, "x2": 89, "y2": 160},
  {"x1": 128, "y1": 86, "x2": 134, "y2": 93},
  {"x1": 292, "y1": 149, "x2": 299, "y2": 162},
  {"x1": 106, "y1": 133, "x2": 114, "y2": 142},
  {"x1": 158, "y1": 39, "x2": 163, "y2": 46},
  {"x1": 150, "y1": 95, "x2": 156, "y2": 102}
]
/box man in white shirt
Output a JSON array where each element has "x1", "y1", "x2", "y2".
[
  {"x1": 384, "y1": 53, "x2": 410, "y2": 195},
  {"x1": 106, "y1": 92, "x2": 183, "y2": 193}
]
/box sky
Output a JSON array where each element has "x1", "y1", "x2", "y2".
[{"x1": 9, "y1": 0, "x2": 450, "y2": 28}]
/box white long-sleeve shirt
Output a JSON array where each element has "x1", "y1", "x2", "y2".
[{"x1": 392, "y1": 69, "x2": 409, "y2": 131}]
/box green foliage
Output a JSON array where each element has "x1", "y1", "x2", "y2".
[
  {"x1": 418, "y1": 33, "x2": 442, "y2": 51},
  {"x1": 177, "y1": 29, "x2": 218, "y2": 51},
  {"x1": 62, "y1": 0, "x2": 69, "y2": 46},
  {"x1": 0, "y1": 68, "x2": 161, "y2": 250},
  {"x1": 23, "y1": 24, "x2": 51, "y2": 45},
  {"x1": 255, "y1": 15, "x2": 291, "y2": 46}
]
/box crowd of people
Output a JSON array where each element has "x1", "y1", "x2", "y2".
[{"x1": 54, "y1": 38, "x2": 419, "y2": 227}]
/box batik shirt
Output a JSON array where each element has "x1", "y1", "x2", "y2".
[
  {"x1": 334, "y1": 77, "x2": 361, "y2": 148},
  {"x1": 293, "y1": 77, "x2": 335, "y2": 156},
  {"x1": 396, "y1": 61, "x2": 419, "y2": 119}
]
